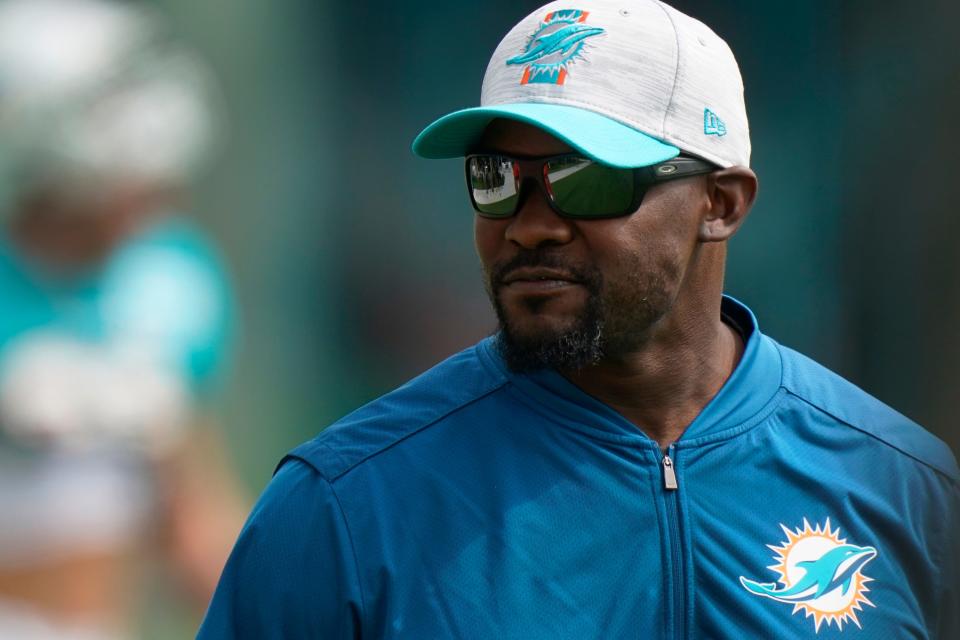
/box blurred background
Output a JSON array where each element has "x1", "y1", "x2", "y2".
[{"x1": 0, "y1": 0, "x2": 955, "y2": 637}]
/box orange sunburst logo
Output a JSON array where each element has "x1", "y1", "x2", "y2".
[{"x1": 739, "y1": 518, "x2": 877, "y2": 633}]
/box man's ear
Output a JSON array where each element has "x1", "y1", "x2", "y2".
[{"x1": 699, "y1": 167, "x2": 758, "y2": 242}]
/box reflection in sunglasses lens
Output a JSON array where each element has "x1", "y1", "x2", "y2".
[
  {"x1": 546, "y1": 158, "x2": 634, "y2": 217},
  {"x1": 469, "y1": 155, "x2": 637, "y2": 218},
  {"x1": 471, "y1": 156, "x2": 518, "y2": 216}
]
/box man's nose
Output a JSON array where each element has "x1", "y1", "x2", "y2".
[{"x1": 503, "y1": 183, "x2": 574, "y2": 249}]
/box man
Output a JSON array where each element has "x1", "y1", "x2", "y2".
[{"x1": 200, "y1": 1, "x2": 958, "y2": 638}]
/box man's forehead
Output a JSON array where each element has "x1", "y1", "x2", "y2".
[{"x1": 477, "y1": 118, "x2": 574, "y2": 156}]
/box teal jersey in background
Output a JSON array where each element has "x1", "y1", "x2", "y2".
[{"x1": 0, "y1": 216, "x2": 234, "y2": 399}]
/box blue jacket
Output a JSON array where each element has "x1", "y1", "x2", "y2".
[{"x1": 199, "y1": 298, "x2": 958, "y2": 639}]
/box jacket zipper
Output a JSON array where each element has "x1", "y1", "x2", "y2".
[
  {"x1": 661, "y1": 445, "x2": 685, "y2": 639},
  {"x1": 662, "y1": 452, "x2": 678, "y2": 490}
]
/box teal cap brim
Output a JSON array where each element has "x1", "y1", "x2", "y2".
[{"x1": 412, "y1": 103, "x2": 679, "y2": 169}]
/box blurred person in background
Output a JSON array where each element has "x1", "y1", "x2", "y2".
[{"x1": 0, "y1": 0, "x2": 246, "y2": 637}]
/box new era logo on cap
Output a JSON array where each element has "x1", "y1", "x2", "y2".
[{"x1": 704, "y1": 108, "x2": 727, "y2": 137}]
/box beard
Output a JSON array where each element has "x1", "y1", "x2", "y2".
[{"x1": 485, "y1": 248, "x2": 670, "y2": 373}]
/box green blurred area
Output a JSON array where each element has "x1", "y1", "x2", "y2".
[{"x1": 156, "y1": 0, "x2": 958, "y2": 478}]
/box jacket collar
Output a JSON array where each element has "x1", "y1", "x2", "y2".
[{"x1": 477, "y1": 295, "x2": 783, "y2": 447}]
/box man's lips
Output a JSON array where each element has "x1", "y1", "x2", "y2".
[
  {"x1": 499, "y1": 267, "x2": 584, "y2": 294},
  {"x1": 501, "y1": 267, "x2": 582, "y2": 285}
]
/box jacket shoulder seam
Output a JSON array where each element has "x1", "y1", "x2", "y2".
[
  {"x1": 323, "y1": 470, "x2": 368, "y2": 622},
  {"x1": 329, "y1": 380, "x2": 509, "y2": 481},
  {"x1": 783, "y1": 387, "x2": 958, "y2": 483},
  {"x1": 289, "y1": 379, "x2": 510, "y2": 482}
]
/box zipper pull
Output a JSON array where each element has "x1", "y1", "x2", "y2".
[{"x1": 662, "y1": 454, "x2": 678, "y2": 491}]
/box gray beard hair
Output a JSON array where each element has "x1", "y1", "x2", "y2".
[
  {"x1": 484, "y1": 247, "x2": 669, "y2": 373},
  {"x1": 491, "y1": 287, "x2": 606, "y2": 373}
]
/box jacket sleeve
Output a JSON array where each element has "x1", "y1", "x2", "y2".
[
  {"x1": 936, "y1": 482, "x2": 960, "y2": 640},
  {"x1": 197, "y1": 459, "x2": 364, "y2": 639}
]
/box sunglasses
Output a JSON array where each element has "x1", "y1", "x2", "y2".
[{"x1": 465, "y1": 153, "x2": 717, "y2": 219}]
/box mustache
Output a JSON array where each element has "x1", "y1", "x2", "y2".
[{"x1": 490, "y1": 249, "x2": 601, "y2": 292}]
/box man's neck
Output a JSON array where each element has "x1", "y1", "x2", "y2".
[{"x1": 561, "y1": 305, "x2": 744, "y2": 450}]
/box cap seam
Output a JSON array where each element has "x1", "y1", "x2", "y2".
[{"x1": 652, "y1": 0, "x2": 682, "y2": 139}]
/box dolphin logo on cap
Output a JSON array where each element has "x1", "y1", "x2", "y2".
[
  {"x1": 507, "y1": 10, "x2": 605, "y2": 86},
  {"x1": 507, "y1": 24, "x2": 605, "y2": 65}
]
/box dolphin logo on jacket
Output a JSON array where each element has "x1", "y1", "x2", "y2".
[
  {"x1": 740, "y1": 518, "x2": 878, "y2": 632},
  {"x1": 740, "y1": 543, "x2": 877, "y2": 603}
]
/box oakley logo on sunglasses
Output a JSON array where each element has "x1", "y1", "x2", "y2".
[{"x1": 506, "y1": 10, "x2": 605, "y2": 86}]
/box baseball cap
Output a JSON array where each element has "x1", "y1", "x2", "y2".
[{"x1": 412, "y1": 0, "x2": 750, "y2": 169}]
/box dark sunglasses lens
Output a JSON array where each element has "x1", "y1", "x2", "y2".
[
  {"x1": 468, "y1": 156, "x2": 519, "y2": 217},
  {"x1": 545, "y1": 157, "x2": 635, "y2": 217}
]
